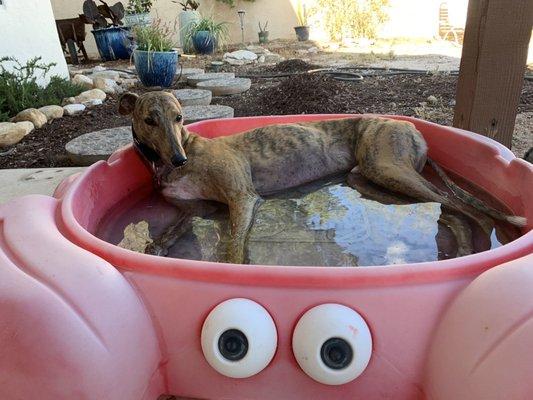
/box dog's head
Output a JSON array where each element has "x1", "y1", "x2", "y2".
[{"x1": 119, "y1": 91, "x2": 189, "y2": 168}]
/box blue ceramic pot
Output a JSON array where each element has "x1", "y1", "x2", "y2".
[
  {"x1": 192, "y1": 31, "x2": 216, "y2": 54},
  {"x1": 92, "y1": 27, "x2": 133, "y2": 61},
  {"x1": 134, "y1": 49, "x2": 178, "y2": 87}
]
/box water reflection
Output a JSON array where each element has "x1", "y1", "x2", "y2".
[{"x1": 96, "y1": 176, "x2": 518, "y2": 267}]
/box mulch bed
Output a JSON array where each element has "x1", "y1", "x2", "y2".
[{"x1": 1, "y1": 64, "x2": 531, "y2": 169}]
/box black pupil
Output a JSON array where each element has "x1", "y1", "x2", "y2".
[
  {"x1": 145, "y1": 117, "x2": 155, "y2": 126},
  {"x1": 218, "y1": 329, "x2": 248, "y2": 362},
  {"x1": 176, "y1": 115, "x2": 182, "y2": 122},
  {"x1": 320, "y1": 337, "x2": 353, "y2": 370}
]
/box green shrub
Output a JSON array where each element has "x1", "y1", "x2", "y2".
[
  {"x1": 312, "y1": 0, "x2": 390, "y2": 40},
  {"x1": 0, "y1": 56, "x2": 84, "y2": 122},
  {"x1": 133, "y1": 19, "x2": 176, "y2": 52}
]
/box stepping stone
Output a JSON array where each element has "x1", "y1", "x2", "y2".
[
  {"x1": 172, "y1": 89, "x2": 212, "y2": 106},
  {"x1": 197, "y1": 78, "x2": 252, "y2": 96},
  {"x1": 183, "y1": 105, "x2": 234, "y2": 124},
  {"x1": 177, "y1": 68, "x2": 205, "y2": 82},
  {"x1": 187, "y1": 72, "x2": 235, "y2": 87},
  {"x1": 65, "y1": 126, "x2": 132, "y2": 166}
]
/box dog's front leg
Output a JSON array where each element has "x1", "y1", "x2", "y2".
[{"x1": 226, "y1": 193, "x2": 262, "y2": 264}]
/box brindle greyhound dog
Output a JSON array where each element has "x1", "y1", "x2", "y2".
[{"x1": 119, "y1": 91, "x2": 526, "y2": 264}]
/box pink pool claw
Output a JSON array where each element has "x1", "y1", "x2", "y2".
[{"x1": 1, "y1": 114, "x2": 532, "y2": 400}]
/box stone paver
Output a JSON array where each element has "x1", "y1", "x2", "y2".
[
  {"x1": 177, "y1": 68, "x2": 205, "y2": 82},
  {"x1": 197, "y1": 78, "x2": 252, "y2": 96},
  {"x1": 65, "y1": 126, "x2": 132, "y2": 166},
  {"x1": 187, "y1": 72, "x2": 235, "y2": 87},
  {"x1": 172, "y1": 89, "x2": 212, "y2": 106},
  {"x1": 183, "y1": 105, "x2": 234, "y2": 124}
]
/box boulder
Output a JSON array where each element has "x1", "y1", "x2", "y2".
[
  {"x1": 72, "y1": 74, "x2": 94, "y2": 89},
  {"x1": 74, "y1": 89, "x2": 107, "y2": 104},
  {"x1": 120, "y1": 78, "x2": 138, "y2": 89},
  {"x1": 0, "y1": 121, "x2": 34, "y2": 147},
  {"x1": 172, "y1": 89, "x2": 212, "y2": 106},
  {"x1": 197, "y1": 78, "x2": 252, "y2": 96},
  {"x1": 38, "y1": 105, "x2": 64, "y2": 121},
  {"x1": 187, "y1": 72, "x2": 235, "y2": 87},
  {"x1": 63, "y1": 104, "x2": 86, "y2": 116},
  {"x1": 11, "y1": 108, "x2": 47, "y2": 129},
  {"x1": 93, "y1": 76, "x2": 120, "y2": 94},
  {"x1": 83, "y1": 99, "x2": 103, "y2": 107},
  {"x1": 92, "y1": 70, "x2": 121, "y2": 81},
  {"x1": 92, "y1": 65, "x2": 106, "y2": 73},
  {"x1": 246, "y1": 45, "x2": 269, "y2": 55},
  {"x1": 183, "y1": 105, "x2": 234, "y2": 124},
  {"x1": 65, "y1": 126, "x2": 132, "y2": 166}
]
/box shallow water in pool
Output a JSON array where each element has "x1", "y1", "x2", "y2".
[{"x1": 95, "y1": 172, "x2": 521, "y2": 267}]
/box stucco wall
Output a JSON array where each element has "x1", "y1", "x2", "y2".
[
  {"x1": 0, "y1": 0, "x2": 69, "y2": 85},
  {"x1": 50, "y1": 0, "x2": 469, "y2": 58}
]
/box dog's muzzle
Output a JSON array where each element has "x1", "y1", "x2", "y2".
[{"x1": 171, "y1": 153, "x2": 188, "y2": 167}]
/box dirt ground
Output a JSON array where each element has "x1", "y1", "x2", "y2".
[{"x1": 0, "y1": 41, "x2": 531, "y2": 169}]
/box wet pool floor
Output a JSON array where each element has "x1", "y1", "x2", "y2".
[{"x1": 96, "y1": 174, "x2": 519, "y2": 267}]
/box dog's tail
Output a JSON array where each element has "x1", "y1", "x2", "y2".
[{"x1": 427, "y1": 158, "x2": 527, "y2": 227}]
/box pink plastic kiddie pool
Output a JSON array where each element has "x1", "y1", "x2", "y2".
[{"x1": 1, "y1": 115, "x2": 532, "y2": 400}]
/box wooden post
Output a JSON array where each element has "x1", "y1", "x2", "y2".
[{"x1": 453, "y1": 0, "x2": 533, "y2": 148}]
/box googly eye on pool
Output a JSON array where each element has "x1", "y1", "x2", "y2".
[
  {"x1": 292, "y1": 304, "x2": 372, "y2": 385},
  {"x1": 201, "y1": 298, "x2": 278, "y2": 378}
]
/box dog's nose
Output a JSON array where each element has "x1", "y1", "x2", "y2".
[{"x1": 171, "y1": 153, "x2": 188, "y2": 167}]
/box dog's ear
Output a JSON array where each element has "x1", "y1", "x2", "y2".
[{"x1": 118, "y1": 92, "x2": 139, "y2": 115}]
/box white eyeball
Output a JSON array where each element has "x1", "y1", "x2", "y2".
[
  {"x1": 201, "y1": 298, "x2": 277, "y2": 378},
  {"x1": 292, "y1": 304, "x2": 372, "y2": 385}
]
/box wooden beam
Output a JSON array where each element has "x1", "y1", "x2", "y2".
[{"x1": 453, "y1": 0, "x2": 533, "y2": 148}]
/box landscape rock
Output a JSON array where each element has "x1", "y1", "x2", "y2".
[
  {"x1": 72, "y1": 74, "x2": 94, "y2": 89},
  {"x1": 263, "y1": 53, "x2": 284, "y2": 63},
  {"x1": 74, "y1": 89, "x2": 107, "y2": 104},
  {"x1": 65, "y1": 126, "x2": 132, "y2": 165},
  {"x1": 307, "y1": 46, "x2": 319, "y2": 53},
  {"x1": 83, "y1": 99, "x2": 103, "y2": 107},
  {"x1": 187, "y1": 72, "x2": 235, "y2": 87},
  {"x1": 92, "y1": 65, "x2": 106, "y2": 73},
  {"x1": 92, "y1": 70, "x2": 121, "y2": 81},
  {"x1": 172, "y1": 89, "x2": 212, "y2": 106},
  {"x1": 11, "y1": 108, "x2": 47, "y2": 129},
  {"x1": 197, "y1": 78, "x2": 252, "y2": 96},
  {"x1": 223, "y1": 50, "x2": 258, "y2": 65},
  {"x1": 93, "y1": 76, "x2": 120, "y2": 94},
  {"x1": 0, "y1": 121, "x2": 34, "y2": 147},
  {"x1": 258, "y1": 55, "x2": 266, "y2": 63},
  {"x1": 183, "y1": 105, "x2": 234, "y2": 124},
  {"x1": 120, "y1": 78, "x2": 138, "y2": 89},
  {"x1": 38, "y1": 105, "x2": 64, "y2": 121},
  {"x1": 427, "y1": 95, "x2": 439, "y2": 106},
  {"x1": 63, "y1": 104, "x2": 86, "y2": 116}
]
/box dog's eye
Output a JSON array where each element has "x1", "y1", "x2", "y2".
[
  {"x1": 175, "y1": 114, "x2": 183, "y2": 123},
  {"x1": 144, "y1": 117, "x2": 157, "y2": 126}
]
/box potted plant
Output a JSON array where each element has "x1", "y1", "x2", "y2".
[
  {"x1": 133, "y1": 19, "x2": 178, "y2": 87},
  {"x1": 186, "y1": 16, "x2": 229, "y2": 55},
  {"x1": 294, "y1": 0, "x2": 309, "y2": 41},
  {"x1": 80, "y1": 0, "x2": 133, "y2": 61},
  {"x1": 124, "y1": 0, "x2": 154, "y2": 27},
  {"x1": 174, "y1": 0, "x2": 200, "y2": 54},
  {"x1": 258, "y1": 21, "x2": 269, "y2": 44}
]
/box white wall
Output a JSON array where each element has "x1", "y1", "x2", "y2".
[{"x1": 0, "y1": 0, "x2": 69, "y2": 85}]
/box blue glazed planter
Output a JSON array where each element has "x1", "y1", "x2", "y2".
[
  {"x1": 92, "y1": 27, "x2": 133, "y2": 61},
  {"x1": 134, "y1": 50, "x2": 178, "y2": 87},
  {"x1": 192, "y1": 31, "x2": 216, "y2": 54}
]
